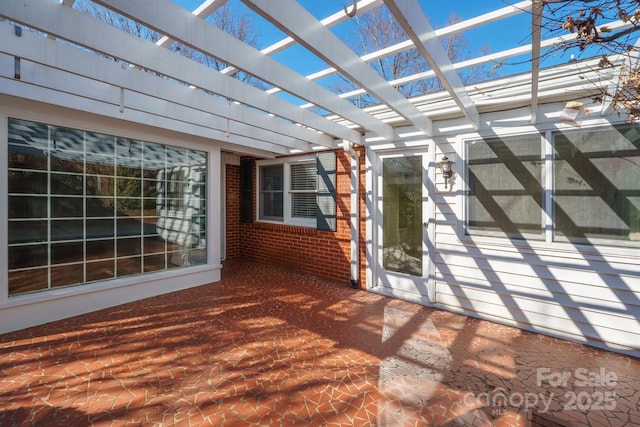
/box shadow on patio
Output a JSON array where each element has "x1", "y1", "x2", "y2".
[{"x1": 0, "y1": 260, "x2": 638, "y2": 426}]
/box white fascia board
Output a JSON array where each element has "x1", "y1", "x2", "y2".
[
  {"x1": 384, "y1": 0, "x2": 480, "y2": 131},
  {"x1": 0, "y1": 22, "x2": 322, "y2": 152},
  {"x1": 0, "y1": 0, "x2": 349, "y2": 146},
  {"x1": 0, "y1": 75, "x2": 284, "y2": 156},
  {"x1": 95, "y1": 0, "x2": 382, "y2": 142},
  {"x1": 359, "y1": 59, "x2": 616, "y2": 128},
  {"x1": 243, "y1": 0, "x2": 430, "y2": 138}
]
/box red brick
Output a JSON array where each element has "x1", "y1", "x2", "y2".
[{"x1": 226, "y1": 150, "x2": 363, "y2": 285}]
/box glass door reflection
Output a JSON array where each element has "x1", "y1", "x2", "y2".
[{"x1": 382, "y1": 156, "x2": 423, "y2": 276}]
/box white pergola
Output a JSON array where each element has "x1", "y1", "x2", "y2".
[{"x1": 0, "y1": 0, "x2": 630, "y2": 157}]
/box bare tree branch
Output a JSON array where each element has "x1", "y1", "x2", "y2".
[
  {"x1": 334, "y1": 6, "x2": 498, "y2": 107},
  {"x1": 544, "y1": 0, "x2": 640, "y2": 121}
]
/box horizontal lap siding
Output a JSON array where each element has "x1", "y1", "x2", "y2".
[{"x1": 434, "y1": 199, "x2": 640, "y2": 356}]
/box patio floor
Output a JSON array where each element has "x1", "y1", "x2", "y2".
[{"x1": 0, "y1": 260, "x2": 638, "y2": 426}]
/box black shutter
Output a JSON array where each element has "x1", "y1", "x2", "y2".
[
  {"x1": 316, "y1": 151, "x2": 336, "y2": 231},
  {"x1": 240, "y1": 160, "x2": 254, "y2": 223}
]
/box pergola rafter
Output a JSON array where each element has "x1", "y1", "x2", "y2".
[
  {"x1": 242, "y1": 0, "x2": 432, "y2": 137},
  {"x1": 156, "y1": 0, "x2": 229, "y2": 48},
  {"x1": 1, "y1": 0, "x2": 626, "y2": 156},
  {"x1": 222, "y1": 0, "x2": 384, "y2": 77},
  {"x1": 268, "y1": 1, "x2": 532, "y2": 99},
  {"x1": 2, "y1": 0, "x2": 357, "y2": 152},
  {"x1": 383, "y1": 0, "x2": 480, "y2": 131},
  {"x1": 0, "y1": 21, "x2": 310, "y2": 155},
  {"x1": 94, "y1": 0, "x2": 391, "y2": 142}
]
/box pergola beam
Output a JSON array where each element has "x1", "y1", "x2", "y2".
[
  {"x1": 383, "y1": 0, "x2": 480, "y2": 131},
  {"x1": 242, "y1": 0, "x2": 432, "y2": 137},
  {"x1": 265, "y1": 1, "x2": 531, "y2": 95},
  {"x1": 0, "y1": 0, "x2": 349, "y2": 147},
  {"x1": 0, "y1": 20, "x2": 309, "y2": 154},
  {"x1": 156, "y1": 0, "x2": 228, "y2": 48},
  {"x1": 531, "y1": 0, "x2": 543, "y2": 124},
  {"x1": 267, "y1": 1, "x2": 532, "y2": 116},
  {"x1": 330, "y1": 21, "x2": 629, "y2": 105},
  {"x1": 3, "y1": 0, "x2": 628, "y2": 151},
  {"x1": 222, "y1": 0, "x2": 383, "y2": 76},
  {"x1": 96, "y1": 0, "x2": 391, "y2": 141}
]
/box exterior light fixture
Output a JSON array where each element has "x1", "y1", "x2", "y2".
[{"x1": 439, "y1": 155, "x2": 454, "y2": 189}]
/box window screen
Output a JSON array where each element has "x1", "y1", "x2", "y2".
[
  {"x1": 554, "y1": 125, "x2": 640, "y2": 242},
  {"x1": 466, "y1": 134, "x2": 544, "y2": 238}
]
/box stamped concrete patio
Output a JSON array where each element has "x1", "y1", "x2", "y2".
[{"x1": 0, "y1": 260, "x2": 638, "y2": 426}]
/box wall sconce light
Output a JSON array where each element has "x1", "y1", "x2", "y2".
[{"x1": 438, "y1": 155, "x2": 454, "y2": 189}]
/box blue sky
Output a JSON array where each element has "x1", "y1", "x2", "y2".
[
  {"x1": 172, "y1": 0, "x2": 536, "y2": 69},
  {"x1": 170, "y1": 0, "x2": 581, "y2": 105}
]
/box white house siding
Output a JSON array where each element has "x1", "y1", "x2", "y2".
[
  {"x1": 429, "y1": 104, "x2": 640, "y2": 358},
  {"x1": 365, "y1": 102, "x2": 640, "y2": 358},
  {"x1": 433, "y1": 238, "x2": 640, "y2": 356}
]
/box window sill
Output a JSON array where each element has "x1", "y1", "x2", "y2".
[
  {"x1": 457, "y1": 231, "x2": 640, "y2": 259},
  {"x1": 249, "y1": 221, "x2": 319, "y2": 235},
  {"x1": 3, "y1": 262, "x2": 220, "y2": 308}
]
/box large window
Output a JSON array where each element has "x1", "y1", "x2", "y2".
[
  {"x1": 466, "y1": 134, "x2": 544, "y2": 238},
  {"x1": 554, "y1": 125, "x2": 640, "y2": 243},
  {"x1": 464, "y1": 124, "x2": 640, "y2": 246},
  {"x1": 258, "y1": 158, "x2": 317, "y2": 226},
  {"x1": 7, "y1": 118, "x2": 208, "y2": 296}
]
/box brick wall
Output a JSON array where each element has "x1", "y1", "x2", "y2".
[
  {"x1": 225, "y1": 148, "x2": 366, "y2": 286},
  {"x1": 224, "y1": 163, "x2": 241, "y2": 260}
]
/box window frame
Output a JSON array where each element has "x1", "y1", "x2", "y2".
[
  {"x1": 459, "y1": 123, "x2": 640, "y2": 249},
  {"x1": 551, "y1": 124, "x2": 640, "y2": 247},
  {"x1": 6, "y1": 117, "x2": 209, "y2": 297},
  {"x1": 258, "y1": 163, "x2": 284, "y2": 221},
  {"x1": 256, "y1": 156, "x2": 317, "y2": 228},
  {"x1": 462, "y1": 132, "x2": 547, "y2": 241}
]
